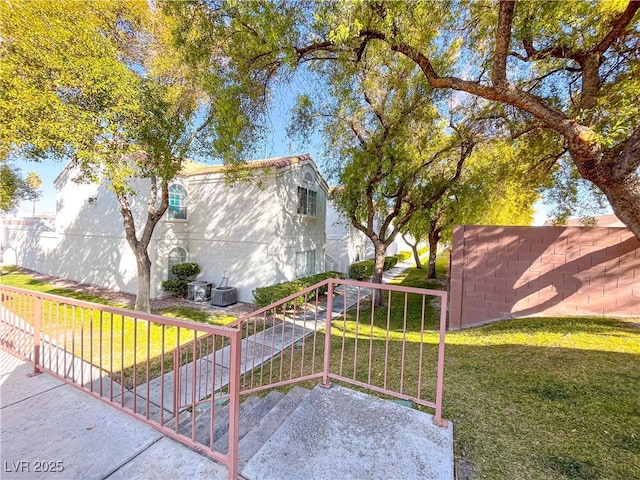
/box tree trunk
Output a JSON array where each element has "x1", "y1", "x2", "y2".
[
  {"x1": 427, "y1": 229, "x2": 440, "y2": 279},
  {"x1": 134, "y1": 249, "x2": 152, "y2": 313},
  {"x1": 600, "y1": 180, "x2": 640, "y2": 240},
  {"x1": 569, "y1": 132, "x2": 640, "y2": 240},
  {"x1": 402, "y1": 233, "x2": 422, "y2": 269},
  {"x1": 371, "y1": 241, "x2": 387, "y2": 306},
  {"x1": 412, "y1": 244, "x2": 422, "y2": 269},
  {"x1": 116, "y1": 177, "x2": 169, "y2": 313}
]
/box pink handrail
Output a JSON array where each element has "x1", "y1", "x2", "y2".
[
  {"x1": 1, "y1": 276, "x2": 449, "y2": 479},
  {"x1": 0, "y1": 285, "x2": 242, "y2": 479},
  {"x1": 232, "y1": 278, "x2": 449, "y2": 427}
]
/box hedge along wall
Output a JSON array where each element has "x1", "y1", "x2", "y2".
[{"x1": 448, "y1": 225, "x2": 640, "y2": 330}]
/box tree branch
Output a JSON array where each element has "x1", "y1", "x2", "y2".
[
  {"x1": 521, "y1": 66, "x2": 581, "y2": 93},
  {"x1": 511, "y1": 123, "x2": 543, "y2": 140},
  {"x1": 384, "y1": 39, "x2": 573, "y2": 134},
  {"x1": 148, "y1": 175, "x2": 158, "y2": 213},
  {"x1": 116, "y1": 190, "x2": 139, "y2": 250},
  {"x1": 187, "y1": 108, "x2": 216, "y2": 148},
  {"x1": 140, "y1": 178, "x2": 169, "y2": 249},
  {"x1": 492, "y1": 0, "x2": 516, "y2": 87},
  {"x1": 424, "y1": 139, "x2": 475, "y2": 209},
  {"x1": 535, "y1": 148, "x2": 569, "y2": 176},
  {"x1": 296, "y1": 41, "x2": 339, "y2": 59},
  {"x1": 515, "y1": 5, "x2": 637, "y2": 66},
  {"x1": 519, "y1": 38, "x2": 579, "y2": 62},
  {"x1": 345, "y1": 118, "x2": 369, "y2": 150},
  {"x1": 592, "y1": 1, "x2": 640, "y2": 55},
  {"x1": 362, "y1": 88, "x2": 388, "y2": 129},
  {"x1": 291, "y1": 26, "x2": 593, "y2": 160}
]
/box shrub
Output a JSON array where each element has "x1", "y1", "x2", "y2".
[
  {"x1": 301, "y1": 271, "x2": 345, "y2": 296},
  {"x1": 349, "y1": 256, "x2": 402, "y2": 279},
  {"x1": 349, "y1": 260, "x2": 374, "y2": 280},
  {"x1": 253, "y1": 271, "x2": 345, "y2": 308},
  {"x1": 161, "y1": 262, "x2": 201, "y2": 298},
  {"x1": 395, "y1": 251, "x2": 411, "y2": 261},
  {"x1": 170, "y1": 262, "x2": 200, "y2": 279},
  {"x1": 383, "y1": 256, "x2": 399, "y2": 269},
  {"x1": 161, "y1": 279, "x2": 189, "y2": 298}
]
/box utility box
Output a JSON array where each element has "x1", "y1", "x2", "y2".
[
  {"x1": 187, "y1": 281, "x2": 212, "y2": 302},
  {"x1": 211, "y1": 286, "x2": 237, "y2": 307}
]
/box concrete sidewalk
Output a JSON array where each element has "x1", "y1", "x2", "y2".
[
  {"x1": 0, "y1": 349, "x2": 228, "y2": 480},
  {"x1": 382, "y1": 256, "x2": 425, "y2": 282},
  {"x1": 140, "y1": 258, "x2": 421, "y2": 415}
]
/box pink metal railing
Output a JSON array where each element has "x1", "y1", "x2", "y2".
[
  {"x1": 233, "y1": 278, "x2": 448, "y2": 427},
  {"x1": 228, "y1": 280, "x2": 331, "y2": 394},
  {"x1": 0, "y1": 285, "x2": 242, "y2": 480},
  {"x1": 1, "y1": 277, "x2": 448, "y2": 479}
]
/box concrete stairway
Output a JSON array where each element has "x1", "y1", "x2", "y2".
[
  {"x1": 175, "y1": 384, "x2": 454, "y2": 480},
  {"x1": 173, "y1": 386, "x2": 312, "y2": 471}
]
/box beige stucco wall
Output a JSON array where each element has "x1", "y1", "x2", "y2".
[{"x1": 3, "y1": 158, "x2": 328, "y2": 304}]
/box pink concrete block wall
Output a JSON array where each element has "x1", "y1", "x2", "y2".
[{"x1": 448, "y1": 225, "x2": 640, "y2": 330}]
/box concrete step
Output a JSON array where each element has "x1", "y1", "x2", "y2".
[
  {"x1": 240, "y1": 384, "x2": 454, "y2": 480},
  {"x1": 215, "y1": 390, "x2": 285, "y2": 454},
  {"x1": 238, "y1": 386, "x2": 311, "y2": 469},
  {"x1": 173, "y1": 386, "x2": 311, "y2": 465},
  {"x1": 172, "y1": 394, "x2": 262, "y2": 447}
]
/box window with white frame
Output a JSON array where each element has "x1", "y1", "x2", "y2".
[
  {"x1": 168, "y1": 184, "x2": 187, "y2": 220},
  {"x1": 297, "y1": 187, "x2": 317, "y2": 216},
  {"x1": 296, "y1": 250, "x2": 316, "y2": 277},
  {"x1": 168, "y1": 247, "x2": 187, "y2": 280}
]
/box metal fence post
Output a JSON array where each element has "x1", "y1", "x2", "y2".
[
  {"x1": 226, "y1": 328, "x2": 242, "y2": 480},
  {"x1": 322, "y1": 280, "x2": 334, "y2": 388},
  {"x1": 433, "y1": 292, "x2": 448, "y2": 428},
  {"x1": 31, "y1": 295, "x2": 42, "y2": 376},
  {"x1": 173, "y1": 347, "x2": 180, "y2": 416}
]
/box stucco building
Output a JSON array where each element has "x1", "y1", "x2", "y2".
[{"x1": 3, "y1": 155, "x2": 328, "y2": 303}]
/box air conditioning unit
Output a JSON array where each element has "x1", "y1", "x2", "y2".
[
  {"x1": 187, "y1": 281, "x2": 212, "y2": 302},
  {"x1": 211, "y1": 286, "x2": 237, "y2": 307}
]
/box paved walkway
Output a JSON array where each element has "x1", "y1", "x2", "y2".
[
  {"x1": 139, "y1": 256, "x2": 419, "y2": 415},
  {"x1": 0, "y1": 349, "x2": 229, "y2": 480},
  {"x1": 138, "y1": 257, "x2": 419, "y2": 416},
  {"x1": 0, "y1": 256, "x2": 425, "y2": 479}
]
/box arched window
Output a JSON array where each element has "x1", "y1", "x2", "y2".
[
  {"x1": 168, "y1": 184, "x2": 187, "y2": 220},
  {"x1": 168, "y1": 247, "x2": 187, "y2": 280}
]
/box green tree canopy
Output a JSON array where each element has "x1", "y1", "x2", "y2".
[
  {"x1": 402, "y1": 139, "x2": 539, "y2": 277},
  {"x1": 168, "y1": 0, "x2": 640, "y2": 239},
  {"x1": 0, "y1": 163, "x2": 38, "y2": 212},
  {"x1": 288, "y1": 46, "x2": 482, "y2": 290},
  {"x1": 1, "y1": 0, "x2": 265, "y2": 311}
]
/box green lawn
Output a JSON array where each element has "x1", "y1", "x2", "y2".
[
  {"x1": 245, "y1": 261, "x2": 640, "y2": 479},
  {"x1": 444, "y1": 315, "x2": 639, "y2": 479},
  {"x1": 0, "y1": 266, "x2": 125, "y2": 306},
  {"x1": 395, "y1": 263, "x2": 640, "y2": 479},
  {"x1": 3, "y1": 264, "x2": 639, "y2": 478},
  {"x1": 0, "y1": 267, "x2": 236, "y2": 386}
]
